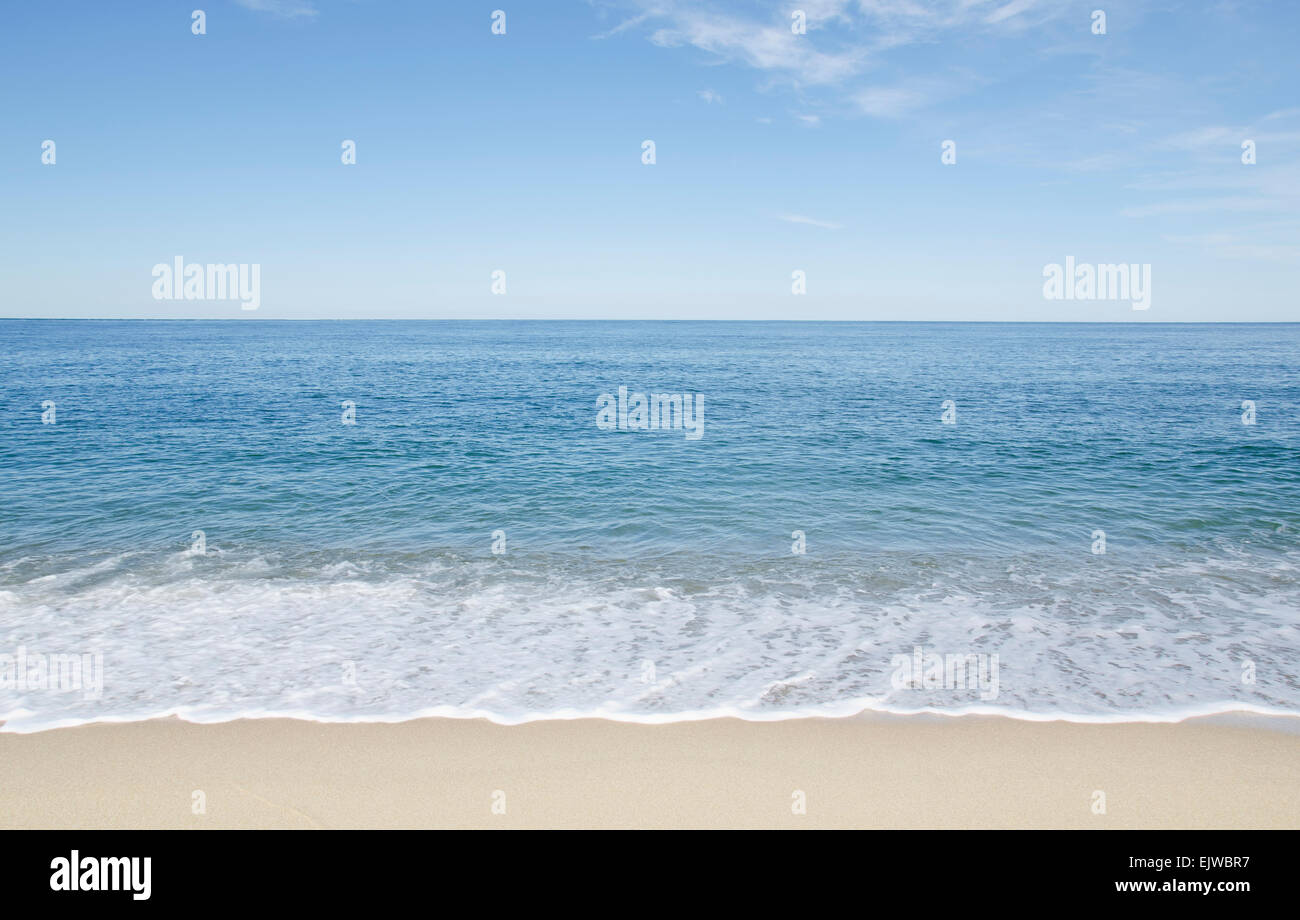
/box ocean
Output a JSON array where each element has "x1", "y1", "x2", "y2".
[{"x1": 1, "y1": 320, "x2": 1297, "y2": 731}]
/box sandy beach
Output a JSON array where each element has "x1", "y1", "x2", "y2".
[{"x1": 1, "y1": 713, "x2": 1296, "y2": 829}]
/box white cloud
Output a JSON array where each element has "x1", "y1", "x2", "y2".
[{"x1": 697, "y1": 89, "x2": 724, "y2": 104}]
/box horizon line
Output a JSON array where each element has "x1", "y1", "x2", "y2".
[{"x1": 2, "y1": 318, "x2": 1298, "y2": 325}]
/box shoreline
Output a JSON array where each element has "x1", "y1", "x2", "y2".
[
  {"x1": 4, "y1": 703, "x2": 1300, "y2": 734},
  {"x1": 2, "y1": 712, "x2": 1297, "y2": 829}
]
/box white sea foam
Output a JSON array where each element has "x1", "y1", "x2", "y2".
[{"x1": 1, "y1": 549, "x2": 1298, "y2": 732}]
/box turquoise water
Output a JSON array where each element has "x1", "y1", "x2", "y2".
[{"x1": 1, "y1": 320, "x2": 1298, "y2": 729}]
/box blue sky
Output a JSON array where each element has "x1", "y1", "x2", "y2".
[{"x1": 1, "y1": 0, "x2": 1297, "y2": 320}]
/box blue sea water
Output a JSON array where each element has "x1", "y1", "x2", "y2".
[{"x1": 1, "y1": 320, "x2": 1298, "y2": 730}]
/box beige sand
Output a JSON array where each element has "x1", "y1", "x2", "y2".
[{"x1": 1, "y1": 713, "x2": 1297, "y2": 828}]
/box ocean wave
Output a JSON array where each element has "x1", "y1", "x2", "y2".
[{"x1": 2, "y1": 547, "x2": 1297, "y2": 732}]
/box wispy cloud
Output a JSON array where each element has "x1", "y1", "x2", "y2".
[
  {"x1": 1121, "y1": 196, "x2": 1285, "y2": 218},
  {"x1": 1164, "y1": 230, "x2": 1300, "y2": 264},
  {"x1": 646, "y1": 5, "x2": 867, "y2": 86},
  {"x1": 606, "y1": 0, "x2": 1066, "y2": 113},
  {"x1": 592, "y1": 10, "x2": 657, "y2": 39},
  {"x1": 1158, "y1": 125, "x2": 1243, "y2": 152},
  {"x1": 697, "y1": 89, "x2": 724, "y2": 104},
  {"x1": 779, "y1": 214, "x2": 843, "y2": 229},
  {"x1": 601, "y1": 1, "x2": 1300, "y2": 269},
  {"x1": 854, "y1": 85, "x2": 928, "y2": 117},
  {"x1": 235, "y1": 0, "x2": 319, "y2": 19},
  {"x1": 985, "y1": 0, "x2": 1039, "y2": 26}
]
